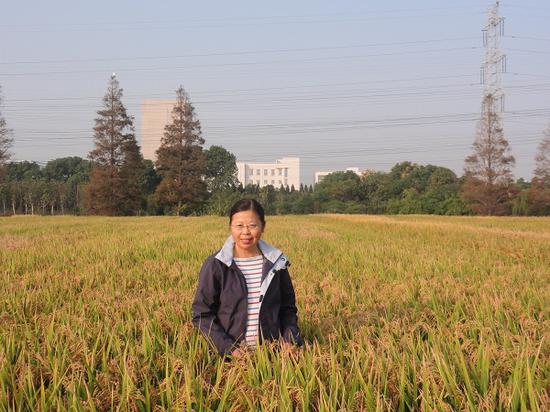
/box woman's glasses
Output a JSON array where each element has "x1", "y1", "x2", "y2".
[{"x1": 231, "y1": 223, "x2": 261, "y2": 232}]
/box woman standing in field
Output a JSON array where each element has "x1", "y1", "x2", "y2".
[{"x1": 192, "y1": 198, "x2": 303, "y2": 358}]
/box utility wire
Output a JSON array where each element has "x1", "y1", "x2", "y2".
[
  {"x1": 0, "y1": 37, "x2": 479, "y2": 66},
  {"x1": 0, "y1": 46, "x2": 482, "y2": 77}
]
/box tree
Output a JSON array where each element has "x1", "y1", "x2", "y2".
[
  {"x1": 528, "y1": 124, "x2": 550, "y2": 215},
  {"x1": 312, "y1": 171, "x2": 364, "y2": 213},
  {"x1": 2, "y1": 162, "x2": 42, "y2": 215},
  {"x1": 43, "y1": 156, "x2": 90, "y2": 182},
  {"x1": 140, "y1": 159, "x2": 161, "y2": 195},
  {"x1": 155, "y1": 86, "x2": 207, "y2": 215},
  {"x1": 534, "y1": 125, "x2": 550, "y2": 186},
  {"x1": 0, "y1": 86, "x2": 13, "y2": 180},
  {"x1": 6, "y1": 161, "x2": 42, "y2": 181},
  {"x1": 290, "y1": 193, "x2": 314, "y2": 214},
  {"x1": 140, "y1": 159, "x2": 162, "y2": 215},
  {"x1": 43, "y1": 157, "x2": 91, "y2": 213},
  {"x1": 362, "y1": 171, "x2": 391, "y2": 214},
  {"x1": 86, "y1": 74, "x2": 144, "y2": 215},
  {"x1": 421, "y1": 167, "x2": 465, "y2": 215},
  {"x1": 204, "y1": 145, "x2": 239, "y2": 192},
  {"x1": 315, "y1": 171, "x2": 363, "y2": 206},
  {"x1": 206, "y1": 189, "x2": 242, "y2": 216},
  {"x1": 461, "y1": 94, "x2": 515, "y2": 215},
  {"x1": 259, "y1": 185, "x2": 276, "y2": 214}
]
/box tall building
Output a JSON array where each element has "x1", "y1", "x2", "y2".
[
  {"x1": 314, "y1": 167, "x2": 361, "y2": 184},
  {"x1": 237, "y1": 157, "x2": 300, "y2": 188},
  {"x1": 140, "y1": 100, "x2": 175, "y2": 161}
]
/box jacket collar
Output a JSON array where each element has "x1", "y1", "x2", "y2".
[{"x1": 215, "y1": 235, "x2": 285, "y2": 267}]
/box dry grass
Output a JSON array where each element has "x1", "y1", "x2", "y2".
[{"x1": 0, "y1": 214, "x2": 549, "y2": 411}]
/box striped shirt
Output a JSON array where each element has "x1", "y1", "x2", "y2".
[{"x1": 234, "y1": 255, "x2": 264, "y2": 346}]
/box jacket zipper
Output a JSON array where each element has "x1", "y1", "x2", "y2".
[{"x1": 257, "y1": 253, "x2": 284, "y2": 326}]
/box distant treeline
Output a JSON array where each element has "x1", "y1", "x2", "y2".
[
  {"x1": 1, "y1": 78, "x2": 549, "y2": 217},
  {"x1": 0, "y1": 157, "x2": 548, "y2": 216}
]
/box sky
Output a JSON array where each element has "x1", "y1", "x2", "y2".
[{"x1": 1, "y1": 0, "x2": 550, "y2": 184}]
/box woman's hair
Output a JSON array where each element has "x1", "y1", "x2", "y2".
[{"x1": 229, "y1": 198, "x2": 266, "y2": 226}]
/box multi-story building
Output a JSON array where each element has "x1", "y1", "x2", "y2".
[
  {"x1": 314, "y1": 167, "x2": 362, "y2": 184},
  {"x1": 237, "y1": 157, "x2": 300, "y2": 188},
  {"x1": 140, "y1": 100, "x2": 175, "y2": 161}
]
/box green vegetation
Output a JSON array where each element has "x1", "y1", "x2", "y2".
[{"x1": 1, "y1": 215, "x2": 549, "y2": 410}]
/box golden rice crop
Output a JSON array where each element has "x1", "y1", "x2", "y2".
[{"x1": 1, "y1": 215, "x2": 549, "y2": 411}]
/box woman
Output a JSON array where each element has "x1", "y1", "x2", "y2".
[{"x1": 192, "y1": 198, "x2": 303, "y2": 357}]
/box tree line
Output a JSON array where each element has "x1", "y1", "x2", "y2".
[{"x1": 0, "y1": 79, "x2": 549, "y2": 217}]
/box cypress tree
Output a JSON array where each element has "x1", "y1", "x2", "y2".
[
  {"x1": 461, "y1": 94, "x2": 515, "y2": 215},
  {"x1": 155, "y1": 86, "x2": 207, "y2": 215},
  {"x1": 87, "y1": 74, "x2": 144, "y2": 215}
]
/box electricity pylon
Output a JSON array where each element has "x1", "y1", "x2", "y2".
[{"x1": 480, "y1": 1, "x2": 506, "y2": 113}]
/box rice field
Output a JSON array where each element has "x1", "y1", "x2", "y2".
[{"x1": 1, "y1": 214, "x2": 549, "y2": 411}]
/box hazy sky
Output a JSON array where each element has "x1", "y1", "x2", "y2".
[{"x1": 2, "y1": 0, "x2": 550, "y2": 184}]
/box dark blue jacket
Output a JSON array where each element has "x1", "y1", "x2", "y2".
[{"x1": 192, "y1": 236, "x2": 303, "y2": 355}]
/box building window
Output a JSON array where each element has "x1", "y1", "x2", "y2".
[
  {"x1": 250, "y1": 169, "x2": 254, "y2": 175},
  {"x1": 264, "y1": 169, "x2": 267, "y2": 175},
  {"x1": 284, "y1": 179, "x2": 288, "y2": 185},
  {"x1": 271, "y1": 169, "x2": 275, "y2": 175},
  {"x1": 278, "y1": 180, "x2": 282, "y2": 185},
  {"x1": 256, "y1": 169, "x2": 260, "y2": 175},
  {"x1": 278, "y1": 169, "x2": 282, "y2": 176},
  {"x1": 284, "y1": 168, "x2": 288, "y2": 177},
  {"x1": 256, "y1": 180, "x2": 260, "y2": 185},
  {"x1": 271, "y1": 180, "x2": 274, "y2": 184}
]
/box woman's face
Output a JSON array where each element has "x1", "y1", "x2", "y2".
[{"x1": 230, "y1": 210, "x2": 264, "y2": 254}]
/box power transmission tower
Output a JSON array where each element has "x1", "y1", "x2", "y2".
[
  {"x1": 480, "y1": 1, "x2": 506, "y2": 112},
  {"x1": 462, "y1": 2, "x2": 515, "y2": 215}
]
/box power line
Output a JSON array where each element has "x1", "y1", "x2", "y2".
[
  {"x1": 6, "y1": 81, "x2": 550, "y2": 114},
  {"x1": 505, "y1": 35, "x2": 550, "y2": 42},
  {"x1": 1, "y1": 74, "x2": 480, "y2": 103},
  {"x1": 1, "y1": 10, "x2": 487, "y2": 33},
  {"x1": 4, "y1": 80, "x2": 480, "y2": 105},
  {"x1": 501, "y1": 3, "x2": 550, "y2": 12},
  {"x1": 10, "y1": 108, "x2": 550, "y2": 141},
  {"x1": 506, "y1": 48, "x2": 550, "y2": 55},
  {"x1": 0, "y1": 6, "x2": 488, "y2": 29},
  {"x1": 0, "y1": 46, "x2": 482, "y2": 77},
  {"x1": 0, "y1": 37, "x2": 479, "y2": 66}
]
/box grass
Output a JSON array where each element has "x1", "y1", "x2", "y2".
[{"x1": 0, "y1": 214, "x2": 549, "y2": 411}]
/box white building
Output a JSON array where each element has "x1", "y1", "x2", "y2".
[
  {"x1": 237, "y1": 157, "x2": 300, "y2": 188},
  {"x1": 314, "y1": 167, "x2": 361, "y2": 184}
]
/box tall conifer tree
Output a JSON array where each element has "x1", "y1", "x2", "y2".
[
  {"x1": 87, "y1": 74, "x2": 143, "y2": 215},
  {"x1": 155, "y1": 86, "x2": 207, "y2": 215},
  {"x1": 461, "y1": 94, "x2": 515, "y2": 215}
]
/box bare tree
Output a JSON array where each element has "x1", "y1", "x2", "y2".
[
  {"x1": 0, "y1": 86, "x2": 13, "y2": 214},
  {"x1": 528, "y1": 123, "x2": 550, "y2": 215},
  {"x1": 533, "y1": 125, "x2": 550, "y2": 186},
  {"x1": 461, "y1": 94, "x2": 515, "y2": 215},
  {"x1": 0, "y1": 86, "x2": 13, "y2": 172}
]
